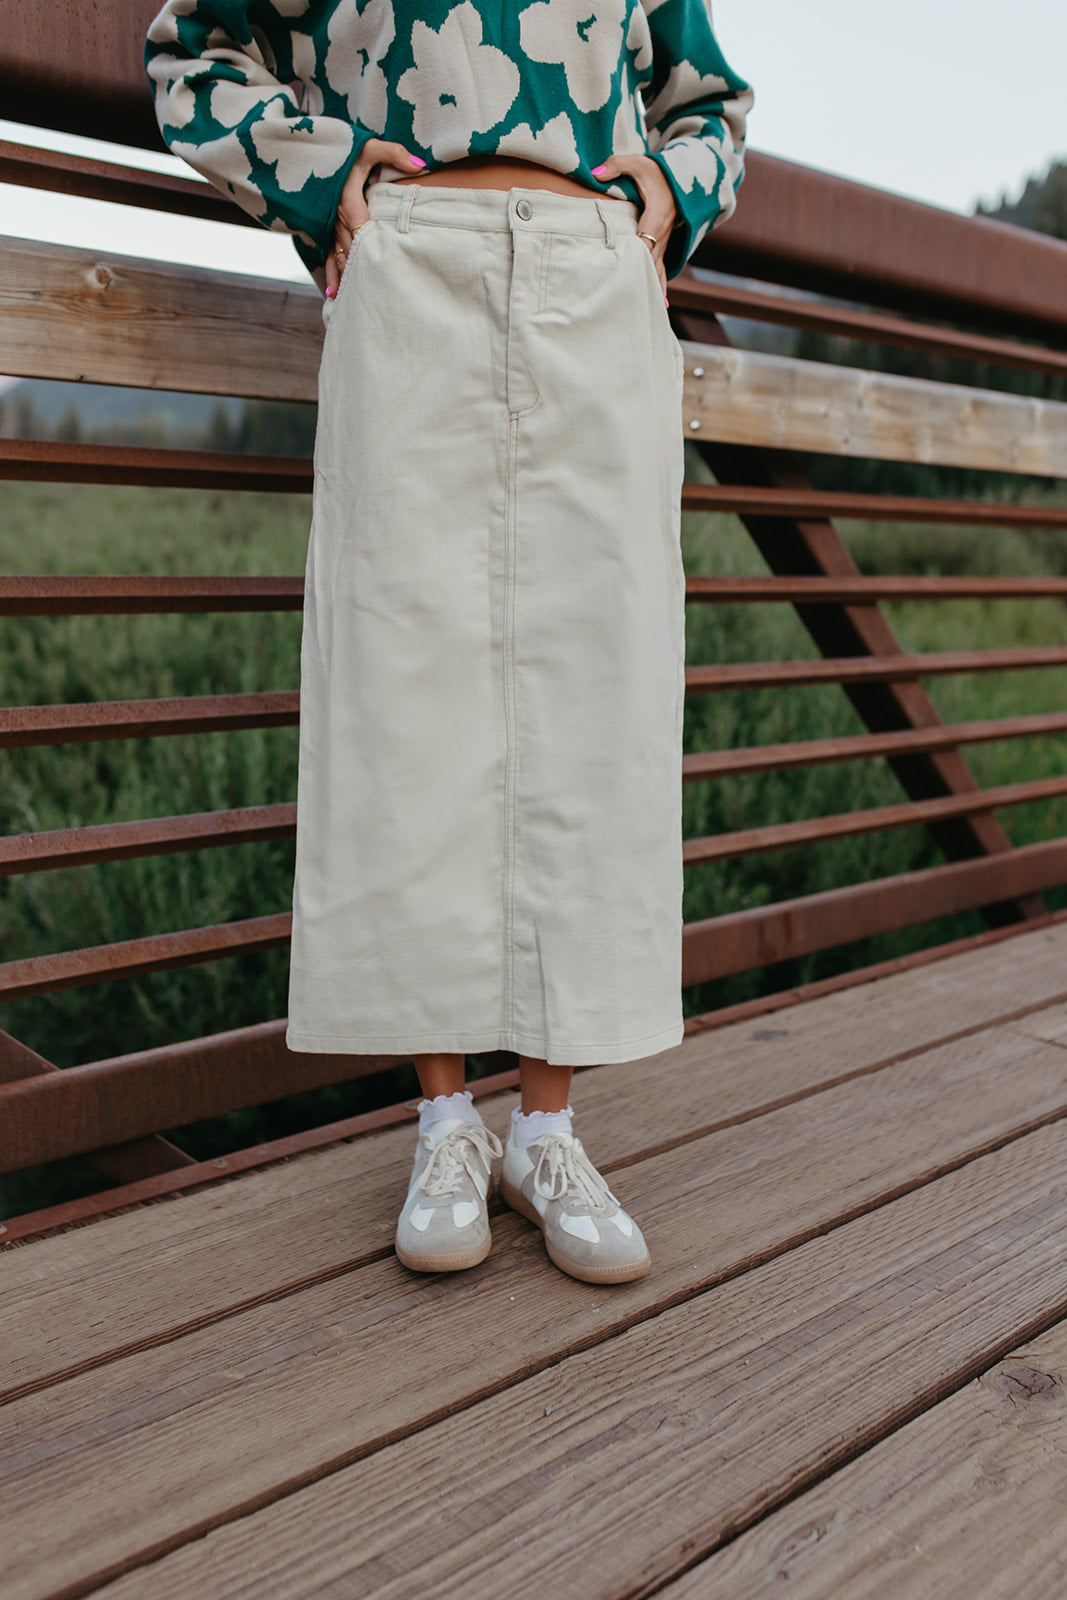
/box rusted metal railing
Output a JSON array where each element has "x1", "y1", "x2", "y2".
[{"x1": 1, "y1": 0, "x2": 1066, "y2": 1225}]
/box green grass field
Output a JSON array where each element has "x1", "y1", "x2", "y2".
[{"x1": 2, "y1": 461, "x2": 1065, "y2": 1215}]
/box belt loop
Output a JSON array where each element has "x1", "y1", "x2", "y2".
[
  {"x1": 594, "y1": 199, "x2": 616, "y2": 250},
  {"x1": 397, "y1": 186, "x2": 416, "y2": 233}
]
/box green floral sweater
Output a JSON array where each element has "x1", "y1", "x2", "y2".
[{"x1": 145, "y1": 0, "x2": 752, "y2": 281}]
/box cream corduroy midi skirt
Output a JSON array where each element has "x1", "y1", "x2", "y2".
[{"x1": 285, "y1": 180, "x2": 686, "y2": 1066}]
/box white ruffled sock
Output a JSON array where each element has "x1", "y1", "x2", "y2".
[
  {"x1": 417, "y1": 1089, "x2": 479, "y2": 1137},
  {"x1": 510, "y1": 1104, "x2": 574, "y2": 1148}
]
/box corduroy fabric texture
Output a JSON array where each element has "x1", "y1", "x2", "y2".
[{"x1": 285, "y1": 180, "x2": 686, "y2": 1065}]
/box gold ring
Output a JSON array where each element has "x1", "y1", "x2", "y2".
[
  {"x1": 334, "y1": 244, "x2": 346, "y2": 257},
  {"x1": 637, "y1": 231, "x2": 658, "y2": 246}
]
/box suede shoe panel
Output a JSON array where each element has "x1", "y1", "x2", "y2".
[
  {"x1": 395, "y1": 1113, "x2": 502, "y2": 1273},
  {"x1": 501, "y1": 1127, "x2": 650, "y2": 1284}
]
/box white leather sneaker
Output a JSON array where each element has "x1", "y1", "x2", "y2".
[
  {"x1": 500, "y1": 1125, "x2": 651, "y2": 1284},
  {"x1": 394, "y1": 1113, "x2": 503, "y2": 1273}
]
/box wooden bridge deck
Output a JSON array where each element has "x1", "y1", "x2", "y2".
[{"x1": 5, "y1": 920, "x2": 1067, "y2": 1599}]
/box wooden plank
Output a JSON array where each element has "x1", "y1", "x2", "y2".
[
  {"x1": 67, "y1": 1115, "x2": 1067, "y2": 1600},
  {"x1": 0, "y1": 234, "x2": 322, "y2": 401},
  {"x1": 4, "y1": 1023, "x2": 1067, "y2": 1597},
  {"x1": 660, "y1": 1323, "x2": 1067, "y2": 1598},
  {"x1": 1009, "y1": 1002, "x2": 1067, "y2": 1048},
  {"x1": 7, "y1": 234, "x2": 1067, "y2": 472},
  {"x1": 682, "y1": 344, "x2": 1067, "y2": 474},
  {"x1": 6, "y1": 921, "x2": 1067, "y2": 1395}
]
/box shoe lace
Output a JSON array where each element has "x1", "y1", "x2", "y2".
[
  {"x1": 419, "y1": 1124, "x2": 503, "y2": 1198},
  {"x1": 532, "y1": 1135, "x2": 616, "y2": 1214}
]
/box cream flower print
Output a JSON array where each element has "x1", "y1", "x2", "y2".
[
  {"x1": 611, "y1": 70, "x2": 646, "y2": 153},
  {"x1": 626, "y1": 4, "x2": 653, "y2": 75},
  {"x1": 326, "y1": 0, "x2": 395, "y2": 133},
  {"x1": 644, "y1": 60, "x2": 730, "y2": 129},
  {"x1": 146, "y1": 0, "x2": 751, "y2": 275},
  {"x1": 170, "y1": 127, "x2": 270, "y2": 218},
  {"x1": 519, "y1": 0, "x2": 623, "y2": 115},
  {"x1": 250, "y1": 103, "x2": 355, "y2": 187},
  {"x1": 157, "y1": 57, "x2": 216, "y2": 129},
  {"x1": 500, "y1": 110, "x2": 580, "y2": 173},
  {"x1": 397, "y1": 2, "x2": 520, "y2": 157},
  {"x1": 654, "y1": 132, "x2": 717, "y2": 193}
]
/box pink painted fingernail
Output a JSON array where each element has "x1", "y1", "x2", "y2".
[
  {"x1": 325, "y1": 286, "x2": 335, "y2": 298},
  {"x1": 591, "y1": 164, "x2": 608, "y2": 177},
  {"x1": 665, "y1": 296, "x2": 670, "y2": 307},
  {"x1": 409, "y1": 155, "x2": 426, "y2": 168}
]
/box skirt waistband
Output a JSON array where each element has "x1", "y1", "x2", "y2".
[{"x1": 365, "y1": 179, "x2": 640, "y2": 243}]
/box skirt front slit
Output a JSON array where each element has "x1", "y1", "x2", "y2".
[{"x1": 285, "y1": 180, "x2": 687, "y2": 1066}]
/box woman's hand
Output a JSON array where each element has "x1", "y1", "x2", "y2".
[
  {"x1": 590, "y1": 153, "x2": 677, "y2": 297},
  {"x1": 325, "y1": 139, "x2": 426, "y2": 297}
]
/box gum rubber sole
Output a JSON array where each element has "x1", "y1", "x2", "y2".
[
  {"x1": 394, "y1": 1229, "x2": 492, "y2": 1274},
  {"x1": 499, "y1": 1176, "x2": 651, "y2": 1285}
]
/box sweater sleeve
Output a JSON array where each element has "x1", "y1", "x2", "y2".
[
  {"x1": 640, "y1": 0, "x2": 753, "y2": 279},
  {"x1": 145, "y1": 0, "x2": 376, "y2": 270}
]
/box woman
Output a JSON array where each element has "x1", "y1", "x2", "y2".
[{"x1": 146, "y1": 0, "x2": 751, "y2": 1285}]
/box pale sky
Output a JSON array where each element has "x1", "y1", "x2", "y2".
[{"x1": 0, "y1": 0, "x2": 1063, "y2": 287}]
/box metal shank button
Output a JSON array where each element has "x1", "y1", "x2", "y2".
[{"x1": 515, "y1": 199, "x2": 533, "y2": 221}]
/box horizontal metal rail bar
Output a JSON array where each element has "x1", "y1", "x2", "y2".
[
  {"x1": 6, "y1": 649, "x2": 1066, "y2": 751},
  {"x1": 0, "y1": 575, "x2": 305, "y2": 615},
  {"x1": 682, "y1": 710, "x2": 1067, "y2": 782},
  {"x1": 672, "y1": 278, "x2": 1067, "y2": 378},
  {"x1": 682, "y1": 835, "x2": 1067, "y2": 987},
  {"x1": 708, "y1": 152, "x2": 1067, "y2": 343},
  {"x1": 681, "y1": 483, "x2": 1067, "y2": 529},
  {"x1": 7, "y1": 833, "x2": 1067, "y2": 1002},
  {"x1": 686, "y1": 646, "x2": 1067, "y2": 694},
  {"x1": 0, "y1": 137, "x2": 255, "y2": 228},
  {"x1": 0, "y1": 692, "x2": 299, "y2": 748},
  {"x1": 0, "y1": 805, "x2": 296, "y2": 877},
  {"x1": 686, "y1": 576, "x2": 1067, "y2": 602},
  {"x1": 683, "y1": 774, "x2": 1067, "y2": 865},
  {"x1": 0, "y1": 439, "x2": 313, "y2": 493},
  {"x1": 0, "y1": 1019, "x2": 404, "y2": 1174},
  {"x1": 5, "y1": 448, "x2": 1067, "y2": 537},
  {"x1": 3, "y1": 570, "x2": 1066, "y2": 620},
  {"x1": 0, "y1": 914, "x2": 292, "y2": 1001}
]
